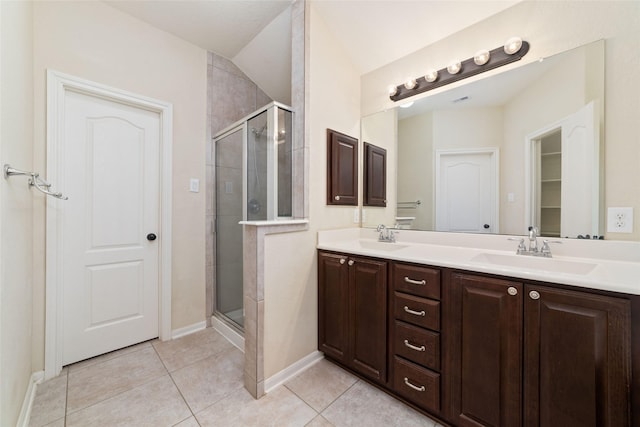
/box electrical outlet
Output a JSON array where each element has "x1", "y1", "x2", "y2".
[
  {"x1": 607, "y1": 207, "x2": 633, "y2": 233},
  {"x1": 353, "y1": 208, "x2": 360, "y2": 223},
  {"x1": 362, "y1": 209, "x2": 367, "y2": 223},
  {"x1": 189, "y1": 178, "x2": 200, "y2": 193}
]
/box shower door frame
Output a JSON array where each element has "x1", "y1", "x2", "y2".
[
  {"x1": 211, "y1": 102, "x2": 294, "y2": 333},
  {"x1": 213, "y1": 123, "x2": 247, "y2": 333}
]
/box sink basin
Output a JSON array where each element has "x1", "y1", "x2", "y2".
[
  {"x1": 357, "y1": 240, "x2": 408, "y2": 252},
  {"x1": 471, "y1": 252, "x2": 597, "y2": 275}
]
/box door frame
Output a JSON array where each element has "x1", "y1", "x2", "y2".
[
  {"x1": 434, "y1": 147, "x2": 499, "y2": 233},
  {"x1": 44, "y1": 70, "x2": 173, "y2": 379}
]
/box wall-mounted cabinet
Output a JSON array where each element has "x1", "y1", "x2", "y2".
[
  {"x1": 326, "y1": 129, "x2": 358, "y2": 206},
  {"x1": 363, "y1": 142, "x2": 387, "y2": 207}
]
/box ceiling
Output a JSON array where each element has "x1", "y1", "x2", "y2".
[{"x1": 105, "y1": 0, "x2": 520, "y2": 100}]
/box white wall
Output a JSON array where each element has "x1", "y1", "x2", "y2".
[
  {"x1": 262, "y1": 3, "x2": 361, "y2": 379},
  {"x1": 31, "y1": 0, "x2": 208, "y2": 370},
  {"x1": 362, "y1": 0, "x2": 640, "y2": 240},
  {"x1": 397, "y1": 113, "x2": 434, "y2": 230},
  {"x1": 0, "y1": 2, "x2": 34, "y2": 425},
  {"x1": 361, "y1": 109, "x2": 396, "y2": 227}
]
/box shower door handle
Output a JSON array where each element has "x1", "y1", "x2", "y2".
[{"x1": 147, "y1": 233, "x2": 157, "y2": 241}]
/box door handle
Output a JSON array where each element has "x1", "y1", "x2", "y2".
[{"x1": 147, "y1": 233, "x2": 157, "y2": 241}]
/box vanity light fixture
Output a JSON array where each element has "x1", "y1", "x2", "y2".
[
  {"x1": 425, "y1": 69, "x2": 438, "y2": 83},
  {"x1": 389, "y1": 37, "x2": 530, "y2": 102},
  {"x1": 504, "y1": 36, "x2": 523, "y2": 55},
  {"x1": 399, "y1": 101, "x2": 414, "y2": 109},
  {"x1": 474, "y1": 49, "x2": 491, "y2": 65},
  {"x1": 404, "y1": 78, "x2": 418, "y2": 90},
  {"x1": 447, "y1": 61, "x2": 462, "y2": 75}
]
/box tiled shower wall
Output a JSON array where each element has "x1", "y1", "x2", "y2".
[{"x1": 206, "y1": 53, "x2": 273, "y2": 324}]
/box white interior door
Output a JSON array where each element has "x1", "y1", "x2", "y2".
[
  {"x1": 61, "y1": 90, "x2": 160, "y2": 365},
  {"x1": 560, "y1": 101, "x2": 599, "y2": 237},
  {"x1": 435, "y1": 149, "x2": 498, "y2": 233}
]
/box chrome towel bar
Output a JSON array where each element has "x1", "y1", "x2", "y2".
[{"x1": 3, "y1": 164, "x2": 68, "y2": 200}]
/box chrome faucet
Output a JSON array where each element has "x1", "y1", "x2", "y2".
[
  {"x1": 509, "y1": 226, "x2": 561, "y2": 257},
  {"x1": 376, "y1": 224, "x2": 397, "y2": 243},
  {"x1": 528, "y1": 226, "x2": 539, "y2": 253}
]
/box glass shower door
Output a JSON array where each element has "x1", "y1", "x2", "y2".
[{"x1": 215, "y1": 127, "x2": 244, "y2": 328}]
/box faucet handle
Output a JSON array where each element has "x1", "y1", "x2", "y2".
[
  {"x1": 376, "y1": 224, "x2": 386, "y2": 232},
  {"x1": 540, "y1": 239, "x2": 562, "y2": 257},
  {"x1": 508, "y1": 237, "x2": 527, "y2": 254}
]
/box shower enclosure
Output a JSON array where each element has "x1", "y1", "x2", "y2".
[{"x1": 213, "y1": 102, "x2": 293, "y2": 331}]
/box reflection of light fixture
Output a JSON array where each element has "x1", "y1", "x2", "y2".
[
  {"x1": 474, "y1": 49, "x2": 490, "y2": 65},
  {"x1": 504, "y1": 36, "x2": 523, "y2": 55},
  {"x1": 399, "y1": 101, "x2": 414, "y2": 109},
  {"x1": 404, "y1": 78, "x2": 417, "y2": 90},
  {"x1": 447, "y1": 61, "x2": 462, "y2": 74},
  {"x1": 425, "y1": 69, "x2": 438, "y2": 82},
  {"x1": 388, "y1": 37, "x2": 529, "y2": 102}
]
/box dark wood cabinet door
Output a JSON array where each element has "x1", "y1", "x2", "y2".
[
  {"x1": 318, "y1": 252, "x2": 349, "y2": 362},
  {"x1": 448, "y1": 273, "x2": 523, "y2": 427},
  {"x1": 350, "y1": 257, "x2": 388, "y2": 383},
  {"x1": 326, "y1": 129, "x2": 358, "y2": 205},
  {"x1": 524, "y1": 285, "x2": 631, "y2": 427},
  {"x1": 364, "y1": 142, "x2": 387, "y2": 207}
]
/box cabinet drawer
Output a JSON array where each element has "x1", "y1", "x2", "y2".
[
  {"x1": 394, "y1": 321, "x2": 440, "y2": 370},
  {"x1": 394, "y1": 292, "x2": 440, "y2": 331},
  {"x1": 392, "y1": 263, "x2": 440, "y2": 300},
  {"x1": 393, "y1": 356, "x2": 440, "y2": 413}
]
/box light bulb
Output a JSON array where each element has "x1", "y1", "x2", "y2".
[
  {"x1": 388, "y1": 85, "x2": 398, "y2": 96},
  {"x1": 447, "y1": 61, "x2": 462, "y2": 75},
  {"x1": 474, "y1": 49, "x2": 490, "y2": 65},
  {"x1": 404, "y1": 79, "x2": 417, "y2": 90},
  {"x1": 425, "y1": 69, "x2": 438, "y2": 83},
  {"x1": 504, "y1": 36, "x2": 523, "y2": 55}
]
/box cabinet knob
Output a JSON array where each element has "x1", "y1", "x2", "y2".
[
  {"x1": 507, "y1": 286, "x2": 518, "y2": 296},
  {"x1": 339, "y1": 258, "x2": 346, "y2": 265},
  {"x1": 335, "y1": 195, "x2": 340, "y2": 201},
  {"x1": 348, "y1": 259, "x2": 355, "y2": 266},
  {"x1": 529, "y1": 290, "x2": 541, "y2": 300}
]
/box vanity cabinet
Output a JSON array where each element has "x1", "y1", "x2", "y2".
[
  {"x1": 317, "y1": 251, "x2": 387, "y2": 383},
  {"x1": 447, "y1": 271, "x2": 631, "y2": 427},
  {"x1": 390, "y1": 262, "x2": 443, "y2": 415}
]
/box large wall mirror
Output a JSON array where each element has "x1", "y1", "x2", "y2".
[{"x1": 361, "y1": 40, "x2": 605, "y2": 239}]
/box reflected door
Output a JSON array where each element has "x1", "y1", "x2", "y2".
[
  {"x1": 215, "y1": 128, "x2": 244, "y2": 328},
  {"x1": 435, "y1": 149, "x2": 498, "y2": 233}
]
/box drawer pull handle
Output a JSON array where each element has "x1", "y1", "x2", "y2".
[
  {"x1": 404, "y1": 277, "x2": 426, "y2": 286},
  {"x1": 403, "y1": 306, "x2": 426, "y2": 317},
  {"x1": 403, "y1": 377, "x2": 426, "y2": 392},
  {"x1": 404, "y1": 340, "x2": 426, "y2": 352}
]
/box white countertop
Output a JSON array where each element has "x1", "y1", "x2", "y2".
[{"x1": 317, "y1": 228, "x2": 640, "y2": 295}]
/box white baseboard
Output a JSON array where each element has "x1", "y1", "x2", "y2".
[
  {"x1": 16, "y1": 370, "x2": 44, "y2": 427},
  {"x1": 171, "y1": 321, "x2": 207, "y2": 340},
  {"x1": 264, "y1": 351, "x2": 324, "y2": 393},
  {"x1": 211, "y1": 315, "x2": 244, "y2": 352}
]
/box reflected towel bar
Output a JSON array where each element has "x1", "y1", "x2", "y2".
[
  {"x1": 397, "y1": 200, "x2": 421, "y2": 209},
  {"x1": 3, "y1": 164, "x2": 68, "y2": 200}
]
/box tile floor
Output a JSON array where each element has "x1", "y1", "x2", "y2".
[{"x1": 29, "y1": 327, "x2": 443, "y2": 427}]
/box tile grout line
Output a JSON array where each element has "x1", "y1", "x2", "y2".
[
  {"x1": 282, "y1": 383, "x2": 321, "y2": 418},
  {"x1": 318, "y1": 378, "x2": 362, "y2": 420},
  {"x1": 64, "y1": 345, "x2": 170, "y2": 418},
  {"x1": 152, "y1": 342, "x2": 200, "y2": 424}
]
